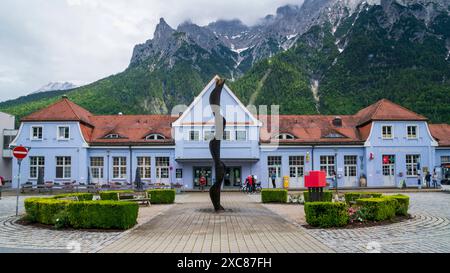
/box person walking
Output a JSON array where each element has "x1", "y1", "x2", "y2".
[
  {"x1": 199, "y1": 175, "x2": 206, "y2": 192},
  {"x1": 247, "y1": 175, "x2": 253, "y2": 194},
  {"x1": 417, "y1": 170, "x2": 422, "y2": 190},
  {"x1": 252, "y1": 175, "x2": 257, "y2": 193},
  {"x1": 432, "y1": 170, "x2": 438, "y2": 188},
  {"x1": 425, "y1": 171, "x2": 432, "y2": 188},
  {"x1": 271, "y1": 171, "x2": 277, "y2": 189}
]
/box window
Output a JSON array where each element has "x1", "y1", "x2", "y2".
[
  {"x1": 58, "y1": 126, "x2": 70, "y2": 140},
  {"x1": 235, "y1": 130, "x2": 247, "y2": 141},
  {"x1": 56, "y1": 156, "x2": 71, "y2": 179},
  {"x1": 224, "y1": 130, "x2": 231, "y2": 141},
  {"x1": 204, "y1": 130, "x2": 215, "y2": 141},
  {"x1": 105, "y1": 134, "x2": 120, "y2": 139},
  {"x1": 344, "y1": 156, "x2": 357, "y2": 177},
  {"x1": 382, "y1": 155, "x2": 395, "y2": 176},
  {"x1": 320, "y1": 156, "x2": 335, "y2": 177},
  {"x1": 382, "y1": 126, "x2": 393, "y2": 139},
  {"x1": 176, "y1": 169, "x2": 183, "y2": 179},
  {"x1": 29, "y1": 156, "x2": 44, "y2": 179},
  {"x1": 189, "y1": 130, "x2": 199, "y2": 141},
  {"x1": 156, "y1": 157, "x2": 170, "y2": 179},
  {"x1": 3, "y1": 135, "x2": 15, "y2": 149},
  {"x1": 268, "y1": 156, "x2": 282, "y2": 178},
  {"x1": 325, "y1": 133, "x2": 345, "y2": 138},
  {"x1": 276, "y1": 134, "x2": 295, "y2": 140},
  {"x1": 113, "y1": 157, "x2": 127, "y2": 179},
  {"x1": 146, "y1": 134, "x2": 165, "y2": 140},
  {"x1": 31, "y1": 126, "x2": 43, "y2": 140},
  {"x1": 407, "y1": 125, "x2": 418, "y2": 139},
  {"x1": 90, "y1": 157, "x2": 104, "y2": 179},
  {"x1": 137, "y1": 157, "x2": 151, "y2": 179},
  {"x1": 289, "y1": 156, "x2": 304, "y2": 178},
  {"x1": 406, "y1": 155, "x2": 420, "y2": 176},
  {"x1": 442, "y1": 156, "x2": 450, "y2": 164}
]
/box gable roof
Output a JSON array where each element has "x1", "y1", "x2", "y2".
[
  {"x1": 172, "y1": 75, "x2": 261, "y2": 127},
  {"x1": 355, "y1": 99, "x2": 427, "y2": 126},
  {"x1": 429, "y1": 124, "x2": 450, "y2": 147},
  {"x1": 21, "y1": 97, "x2": 93, "y2": 126}
]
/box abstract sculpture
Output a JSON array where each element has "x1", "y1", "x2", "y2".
[{"x1": 209, "y1": 77, "x2": 226, "y2": 212}]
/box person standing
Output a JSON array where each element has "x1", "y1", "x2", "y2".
[
  {"x1": 432, "y1": 170, "x2": 438, "y2": 188},
  {"x1": 417, "y1": 169, "x2": 422, "y2": 190},
  {"x1": 247, "y1": 175, "x2": 253, "y2": 194},
  {"x1": 199, "y1": 175, "x2": 206, "y2": 192},
  {"x1": 252, "y1": 175, "x2": 257, "y2": 193},
  {"x1": 425, "y1": 171, "x2": 431, "y2": 188},
  {"x1": 271, "y1": 171, "x2": 277, "y2": 189}
]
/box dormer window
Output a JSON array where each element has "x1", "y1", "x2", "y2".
[
  {"x1": 324, "y1": 133, "x2": 345, "y2": 139},
  {"x1": 275, "y1": 133, "x2": 295, "y2": 140},
  {"x1": 146, "y1": 134, "x2": 166, "y2": 140},
  {"x1": 104, "y1": 134, "x2": 120, "y2": 139}
]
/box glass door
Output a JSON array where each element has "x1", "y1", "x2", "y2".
[
  {"x1": 224, "y1": 167, "x2": 242, "y2": 187},
  {"x1": 382, "y1": 155, "x2": 396, "y2": 186},
  {"x1": 193, "y1": 167, "x2": 212, "y2": 188}
]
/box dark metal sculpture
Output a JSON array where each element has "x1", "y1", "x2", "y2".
[{"x1": 209, "y1": 78, "x2": 226, "y2": 212}]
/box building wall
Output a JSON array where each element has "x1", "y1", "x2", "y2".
[{"x1": 0, "y1": 112, "x2": 15, "y2": 181}]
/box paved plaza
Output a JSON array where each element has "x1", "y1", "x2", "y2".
[{"x1": 0, "y1": 191, "x2": 450, "y2": 253}]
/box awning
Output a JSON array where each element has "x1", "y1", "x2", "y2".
[{"x1": 175, "y1": 158, "x2": 260, "y2": 163}]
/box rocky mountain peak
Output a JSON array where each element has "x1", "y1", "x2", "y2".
[{"x1": 154, "y1": 18, "x2": 175, "y2": 41}]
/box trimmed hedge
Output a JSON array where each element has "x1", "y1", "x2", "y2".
[
  {"x1": 303, "y1": 191, "x2": 333, "y2": 202},
  {"x1": 146, "y1": 189, "x2": 176, "y2": 204},
  {"x1": 24, "y1": 197, "x2": 138, "y2": 230},
  {"x1": 384, "y1": 195, "x2": 410, "y2": 216},
  {"x1": 304, "y1": 202, "x2": 349, "y2": 228},
  {"x1": 100, "y1": 190, "x2": 134, "y2": 201},
  {"x1": 356, "y1": 197, "x2": 397, "y2": 221},
  {"x1": 345, "y1": 192, "x2": 383, "y2": 204},
  {"x1": 261, "y1": 189, "x2": 288, "y2": 203},
  {"x1": 53, "y1": 193, "x2": 94, "y2": 201}
]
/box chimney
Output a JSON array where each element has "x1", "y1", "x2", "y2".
[{"x1": 332, "y1": 116, "x2": 342, "y2": 127}]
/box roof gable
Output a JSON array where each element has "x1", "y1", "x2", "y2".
[
  {"x1": 356, "y1": 99, "x2": 427, "y2": 126},
  {"x1": 429, "y1": 124, "x2": 450, "y2": 147},
  {"x1": 21, "y1": 97, "x2": 93, "y2": 125},
  {"x1": 172, "y1": 76, "x2": 261, "y2": 127}
]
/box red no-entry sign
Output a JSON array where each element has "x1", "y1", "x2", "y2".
[{"x1": 13, "y1": 146, "x2": 28, "y2": 160}]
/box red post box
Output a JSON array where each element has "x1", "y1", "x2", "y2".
[{"x1": 305, "y1": 171, "x2": 327, "y2": 188}]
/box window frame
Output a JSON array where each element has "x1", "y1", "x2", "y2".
[
  {"x1": 320, "y1": 155, "x2": 336, "y2": 178},
  {"x1": 145, "y1": 134, "x2": 166, "y2": 140},
  {"x1": 188, "y1": 130, "x2": 200, "y2": 142},
  {"x1": 268, "y1": 156, "x2": 282, "y2": 178},
  {"x1": 406, "y1": 154, "x2": 420, "y2": 177},
  {"x1": 344, "y1": 155, "x2": 358, "y2": 177},
  {"x1": 137, "y1": 156, "x2": 151, "y2": 179},
  {"x1": 406, "y1": 125, "x2": 418, "y2": 139},
  {"x1": 235, "y1": 130, "x2": 247, "y2": 141},
  {"x1": 29, "y1": 156, "x2": 45, "y2": 179},
  {"x1": 382, "y1": 125, "x2": 394, "y2": 139},
  {"x1": 57, "y1": 126, "x2": 70, "y2": 140},
  {"x1": 156, "y1": 157, "x2": 170, "y2": 179},
  {"x1": 90, "y1": 157, "x2": 104, "y2": 179},
  {"x1": 31, "y1": 126, "x2": 43, "y2": 141},
  {"x1": 289, "y1": 156, "x2": 304, "y2": 178},
  {"x1": 112, "y1": 157, "x2": 127, "y2": 179},
  {"x1": 56, "y1": 156, "x2": 72, "y2": 179}
]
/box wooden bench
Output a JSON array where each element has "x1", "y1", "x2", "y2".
[{"x1": 117, "y1": 191, "x2": 151, "y2": 206}]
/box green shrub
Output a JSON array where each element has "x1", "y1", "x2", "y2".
[
  {"x1": 66, "y1": 201, "x2": 138, "y2": 230},
  {"x1": 345, "y1": 192, "x2": 383, "y2": 204},
  {"x1": 100, "y1": 190, "x2": 134, "y2": 201},
  {"x1": 356, "y1": 197, "x2": 397, "y2": 221},
  {"x1": 24, "y1": 197, "x2": 138, "y2": 230},
  {"x1": 384, "y1": 195, "x2": 410, "y2": 216},
  {"x1": 261, "y1": 189, "x2": 288, "y2": 203},
  {"x1": 146, "y1": 189, "x2": 176, "y2": 204},
  {"x1": 304, "y1": 202, "x2": 349, "y2": 228},
  {"x1": 53, "y1": 193, "x2": 94, "y2": 201},
  {"x1": 303, "y1": 191, "x2": 333, "y2": 202}
]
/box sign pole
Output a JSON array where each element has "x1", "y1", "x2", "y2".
[{"x1": 16, "y1": 159, "x2": 22, "y2": 216}]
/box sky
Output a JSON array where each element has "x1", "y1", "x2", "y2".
[{"x1": 0, "y1": 0, "x2": 303, "y2": 102}]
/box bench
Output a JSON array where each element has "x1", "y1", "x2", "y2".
[
  {"x1": 21, "y1": 182, "x2": 34, "y2": 193},
  {"x1": 57, "y1": 196, "x2": 79, "y2": 201},
  {"x1": 117, "y1": 191, "x2": 151, "y2": 206}
]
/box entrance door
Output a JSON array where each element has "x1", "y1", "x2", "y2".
[
  {"x1": 224, "y1": 167, "x2": 242, "y2": 187},
  {"x1": 193, "y1": 167, "x2": 212, "y2": 188},
  {"x1": 344, "y1": 155, "x2": 358, "y2": 187},
  {"x1": 382, "y1": 155, "x2": 396, "y2": 186}
]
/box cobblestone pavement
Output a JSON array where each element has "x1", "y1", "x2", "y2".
[
  {"x1": 0, "y1": 195, "x2": 175, "y2": 253},
  {"x1": 99, "y1": 193, "x2": 332, "y2": 253},
  {"x1": 257, "y1": 192, "x2": 450, "y2": 253}
]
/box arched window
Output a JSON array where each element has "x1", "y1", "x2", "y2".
[
  {"x1": 146, "y1": 134, "x2": 166, "y2": 140},
  {"x1": 274, "y1": 133, "x2": 295, "y2": 140}
]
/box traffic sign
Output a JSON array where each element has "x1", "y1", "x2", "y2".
[{"x1": 12, "y1": 146, "x2": 28, "y2": 160}]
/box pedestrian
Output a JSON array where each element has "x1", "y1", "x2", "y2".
[
  {"x1": 331, "y1": 171, "x2": 337, "y2": 189},
  {"x1": 425, "y1": 171, "x2": 431, "y2": 188},
  {"x1": 247, "y1": 175, "x2": 253, "y2": 193},
  {"x1": 0, "y1": 176, "x2": 4, "y2": 200},
  {"x1": 252, "y1": 175, "x2": 258, "y2": 193},
  {"x1": 271, "y1": 171, "x2": 277, "y2": 189},
  {"x1": 417, "y1": 170, "x2": 422, "y2": 190},
  {"x1": 199, "y1": 175, "x2": 206, "y2": 192},
  {"x1": 432, "y1": 170, "x2": 438, "y2": 188}
]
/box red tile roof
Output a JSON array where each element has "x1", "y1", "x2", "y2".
[
  {"x1": 21, "y1": 98, "x2": 93, "y2": 126},
  {"x1": 355, "y1": 99, "x2": 427, "y2": 126},
  {"x1": 429, "y1": 124, "x2": 450, "y2": 147}
]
